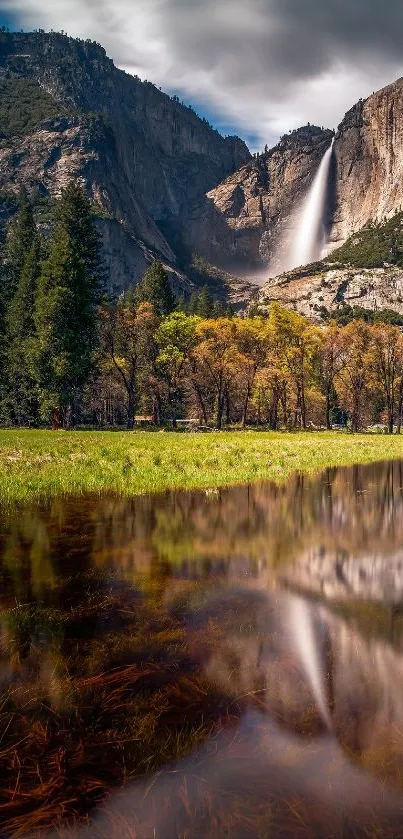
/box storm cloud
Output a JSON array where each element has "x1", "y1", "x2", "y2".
[{"x1": 3, "y1": 0, "x2": 403, "y2": 148}]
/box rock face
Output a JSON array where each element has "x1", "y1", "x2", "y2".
[
  {"x1": 185, "y1": 126, "x2": 334, "y2": 273},
  {"x1": 190, "y1": 76, "x2": 403, "y2": 301},
  {"x1": 331, "y1": 79, "x2": 403, "y2": 248},
  {"x1": 0, "y1": 31, "x2": 251, "y2": 297},
  {"x1": 4, "y1": 30, "x2": 403, "y2": 313},
  {"x1": 282, "y1": 547, "x2": 403, "y2": 603},
  {"x1": 257, "y1": 263, "x2": 403, "y2": 320}
]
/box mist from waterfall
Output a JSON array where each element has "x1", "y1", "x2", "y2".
[{"x1": 291, "y1": 138, "x2": 334, "y2": 269}]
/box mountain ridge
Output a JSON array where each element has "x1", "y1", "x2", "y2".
[
  {"x1": 191, "y1": 75, "x2": 403, "y2": 289},
  {"x1": 0, "y1": 29, "x2": 253, "y2": 304},
  {"x1": 3, "y1": 30, "x2": 403, "y2": 317}
]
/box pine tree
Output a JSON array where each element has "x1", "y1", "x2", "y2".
[
  {"x1": 188, "y1": 290, "x2": 199, "y2": 315},
  {"x1": 34, "y1": 182, "x2": 103, "y2": 427},
  {"x1": 0, "y1": 241, "x2": 12, "y2": 422},
  {"x1": 135, "y1": 260, "x2": 175, "y2": 316},
  {"x1": 7, "y1": 235, "x2": 41, "y2": 424},
  {"x1": 195, "y1": 285, "x2": 213, "y2": 318},
  {"x1": 0, "y1": 191, "x2": 38, "y2": 423},
  {"x1": 175, "y1": 292, "x2": 188, "y2": 313},
  {"x1": 7, "y1": 188, "x2": 36, "y2": 290},
  {"x1": 0, "y1": 189, "x2": 37, "y2": 344},
  {"x1": 212, "y1": 299, "x2": 225, "y2": 318}
]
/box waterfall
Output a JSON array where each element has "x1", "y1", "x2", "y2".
[{"x1": 292, "y1": 138, "x2": 334, "y2": 269}]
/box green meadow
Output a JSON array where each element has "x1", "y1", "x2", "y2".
[{"x1": 0, "y1": 428, "x2": 402, "y2": 503}]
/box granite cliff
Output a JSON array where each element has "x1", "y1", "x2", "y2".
[
  {"x1": 256, "y1": 208, "x2": 403, "y2": 319},
  {"x1": 4, "y1": 30, "x2": 403, "y2": 316},
  {"x1": 331, "y1": 78, "x2": 403, "y2": 248},
  {"x1": 0, "y1": 30, "x2": 251, "y2": 301},
  {"x1": 192, "y1": 77, "x2": 403, "y2": 316},
  {"x1": 256, "y1": 262, "x2": 403, "y2": 321},
  {"x1": 185, "y1": 125, "x2": 334, "y2": 274}
]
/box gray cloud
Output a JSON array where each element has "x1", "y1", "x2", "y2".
[{"x1": 3, "y1": 0, "x2": 403, "y2": 148}]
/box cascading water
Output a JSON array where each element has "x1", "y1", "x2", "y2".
[{"x1": 292, "y1": 138, "x2": 334, "y2": 269}]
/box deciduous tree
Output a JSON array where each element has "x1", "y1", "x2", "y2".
[
  {"x1": 369, "y1": 323, "x2": 403, "y2": 433},
  {"x1": 195, "y1": 318, "x2": 240, "y2": 428},
  {"x1": 156, "y1": 311, "x2": 200, "y2": 427},
  {"x1": 336, "y1": 320, "x2": 372, "y2": 432}
]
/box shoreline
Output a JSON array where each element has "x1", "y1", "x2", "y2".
[{"x1": 0, "y1": 429, "x2": 402, "y2": 504}]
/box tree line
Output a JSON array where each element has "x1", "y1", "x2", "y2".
[{"x1": 2, "y1": 184, "x2": 403, "y2": 432}]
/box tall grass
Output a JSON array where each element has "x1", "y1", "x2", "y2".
[{"x1": 0, "y1": 429, "x2": 401, "y2": 503}]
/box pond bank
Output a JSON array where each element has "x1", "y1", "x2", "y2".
[{"x1": 0, "y1": 429, "x2": 402, "y2": 503}]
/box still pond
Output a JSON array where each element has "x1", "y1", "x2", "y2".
[{"x1": 1, "y1": 461, "x2": 403, "y2": 837}]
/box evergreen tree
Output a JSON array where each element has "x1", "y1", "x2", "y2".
[
  {"x1": 0, "y1": 189, "x2": 36, "y2": 342},
  {"x1": 34, "y1": 182, "x2": 103, "y2": 427},
  {"x1": 135, "y1": 260, "x2": 175, "y2": 316},
  {"x1": 212, "y1": 299, "x2": 225, "y2": 318},
  {"x1": 175, "y1": 292, "x2": 188, "y2": 313},
  {"x1": 7, "y1": 188, "x2": 36, "y2": 289},
  {"x1": 187, "y1": 286, "x2": 220, "y2": 318},
  {"x1": 7, "y1": 235, "x2": 41, "y2": 424},
  {"x1": 195, "y1": 285, "x2": 214, "y2": 318},
  {"x1": 188, "y1": 290, "x2": 199, "y2": 315},
  {"x1": 0, "y1": 191, "x2": 38, "y2": 422},
  {"x1": 0, "y1": 241, "x2": 12, "y2": 422}
]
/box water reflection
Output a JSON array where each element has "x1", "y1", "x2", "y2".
[{"x1": 1, "y1": 461, "x2": 403, "y2": 836}]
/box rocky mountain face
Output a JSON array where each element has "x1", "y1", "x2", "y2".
[
  {"x1": 4, "y1": 30, "x2": 403, "y2": 315},
  {"x1": 185, "y1": 125, "x2": 334, "y2": 273},
  {"x1": 331, "y1": 79, "x2": 403, "y2": 248},
  {"x1": 0, "y1": 30, "x2": 251, "y2": 300},
  {"x1": 256, "y1": 262, "x2": 403, "y2": 320},
  {"x1": 190, "y1": 77, "x2": 403, "y2": 311},
  {"x1": 256, "y1": 206, "x2": 403, "y2": 319}
]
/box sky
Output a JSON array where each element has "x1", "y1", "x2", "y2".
[{"x1": 1, "y1": 0, "x2": 403, "y2": 151}]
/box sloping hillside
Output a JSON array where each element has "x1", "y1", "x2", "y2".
[{"x1": 257, "y1": 213, "x2": 403, "y2": 321}]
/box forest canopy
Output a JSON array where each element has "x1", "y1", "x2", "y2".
[{"x1": 0, "y1": 78, "x2": 67, "y2": 138}]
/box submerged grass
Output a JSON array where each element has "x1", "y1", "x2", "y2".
[
  {"x1": 0, "y1": 579, "x2": 242, "y2": 837},
  {"x1": 0, "y1": 428, "x2": 402, "y2": 502}
]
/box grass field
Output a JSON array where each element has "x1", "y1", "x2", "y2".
[{"x1": 0, "y1": 428, "x2": 402, "y2": 503}]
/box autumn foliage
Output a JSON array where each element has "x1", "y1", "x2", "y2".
[{"x1": 91, "y1": 301, "x2": 403, "y2": 433}]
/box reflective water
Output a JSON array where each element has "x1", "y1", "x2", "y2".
[{"x1": 2, "y1": 461, "x2": 403, "y2": 837}]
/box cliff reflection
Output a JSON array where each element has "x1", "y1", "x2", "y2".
[
  {"x1": 52, "y1": 586, "x2": 403, "y2": 838},
  {"x1": 1, "y1": 460, "x2": 403, "y2": 836}
]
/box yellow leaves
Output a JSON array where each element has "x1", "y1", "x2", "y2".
[
  {"x1": 195, "y1": 318, "x2": 238, "y2": 370},
  {"x1": 99, "y1": 356, "x2": 126, "y2": 374},
  {"x1": 196, "y1": 316, "x2": 237, "y2": 343},
  {"x1": 96, "y1": 298, "x2": 403, "y2": 429}
]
